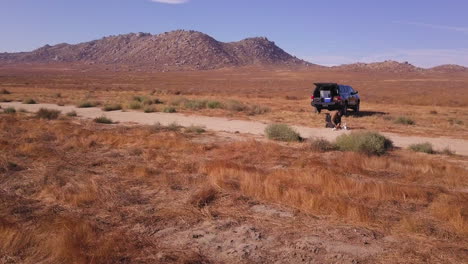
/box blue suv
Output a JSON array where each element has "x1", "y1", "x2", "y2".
[{"x1": 311, "y1": 83, "x2": 360, "y2": 115}]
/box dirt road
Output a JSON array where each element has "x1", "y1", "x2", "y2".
[{"x1": 2, "y1": 102, "x2": 468, "y2": 156}]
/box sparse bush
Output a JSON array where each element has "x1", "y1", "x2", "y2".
[
  {"x1": 248, "y1": 105, "x2": 271, "y2": 115},
  {"x1": 133, "y1": 96, "x2": 147, "y2": 102},
  {"x1": 94, "y1": 116, "x2": 113, "y2": 124},
  {"x1": 285, "y1": 95, "x2": 299, "y2": 100},
  {"x1": 128, "y1": 101, "x2": 142, "y2": 110},
  {"x1": 4, "y1": 107, "x2": 16, "y2": 114},
  {"x1": 102, "y1": 104, "x2": 122, "y2": 111},
  {"x1": 448, "y1": 118, "x2": 463, "y2": 125},
  {"x1": 309, "y1": 138, "x2": 336, "y2": 152},
  {"x1": 394, "y1": 116, "x2": 415, "y2": 125},
  {"x1": 143, "y1": 106, "x2": 157, "y2": 113},
  {"x1": 335, "y1": 131, "x2": 393, "y2": 155},
  {"x1": 0, "y1": 98, "x2": 12, "y2": 102},
  {"x1": 184, "y1": 99, "x2": 207, "y2": 110},
  {"x1": 207, "y1": 100, "x2": 222, "y2": 109},
  {"x1": 18, "y1": 108, "x2": 28, "y2": 113},
  {"x1": 163, "y1": 106, "x2": 177, "y2": 113},
  {"x1": 408, "y1": 142, "x2": 434, "y2": 154},
  {"x1": 54, "y1": 93, "x2": 62, "y2": 98},
  {"x1": 429, "y1": 110, "x2": 438, "y2": 115},
  {"x1": 36, "y1": 108, "x2": 61, "y2": 120},
  {"x1": 66, "y1": 111, "x2": 77, "y2": 117},
  {"x1": 142, "y1": 98, "x2": 155, "y2": 105},
  {"x1": 265, "y1": 123, "x2": 302, "y2": 142},
  {"x1": 170, "y1": 97, "x2": 188, "y2": 106},
  {"x1": 167, "y1": 122, "x2": 181, "y2": 131},
  {"x1": 23, "y1": 98, "x2": 37, "y2": 104},
  {"x1": 153, "y1": 98, "x2": 164, "y2": 104},
  {"x1": 185, "y1": 125, "x2": 206, "y2": 134},
  {"x1": 440, "y1": 147, "x2": 455, "y2": 156},
  {"x1": 0, "y1": 88, "x2": 11, "y2": 94},
  {"x1": 224, "y1": 100, "x2": 248, "y2": 112},
  {"x1": 78, "y1": 101, "x2": 97, "y2": 108}
]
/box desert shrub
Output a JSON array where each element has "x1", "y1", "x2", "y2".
[
  {"x1": 408, "y1": 142, "x2": 434, "y2": 154},
  {"x1": 132, "y1": 96, "x2": 147, "y2": 102},
  {"x1": 335, "y1": 131, "x2": 393, "y2": 155},
  {"x1": 248, "y1": 105, "x2": 271, "y2": 115},
  {"x1": 94, "y1": 116, "x2": 113, "y2": 124},
  {"x1": 207, "y1": 100, "x2": 222, "y2": 109},
  {"x1": 440, "y1": 147, "x2": 455, "y2": 156},
  {"x1": 0, "y1": 98, "x2": 12, "y2": 102},
  {"x1": 163, "y1": 106, "x2": 177, "y2": 113},
  {"x1": 224, "y1": 100, "x2": 248, "y2": 112},
  {"x1": 394, "y1": 116, "x2": 415, "y2": 125},
  {"x1": 4, "y1": 107, "x2": 16, "y2": 114},
  {"x1": 153, "y1": 98, "x2": 164, "y2": 104},
  {"x1": 143, "y1": 106, "x2": 157, "y2": 113},
  {"x1": 102, "y1": 104, "x2": 122, "y2": 111},
  {"x1": 285, "y1": 95, "x2": 299, "y2": 100},
  {"x1": 448, "y1": 118, "x2": 463, "y2": 125},
  {"x1": 167, "y1": 122, "x2": 181, "y2": 131},
  {"x1": 54, "y1": 93, "x2": 62, "y2": 98},
  {"x1": 36, "y1": 108, "x2": 61, "y2": 120},
  {"x1": 78, "y1": 101, "x2": 97, "y2": 108},
  {"x1": 185, "y1": 125, "x2": 206, "y2": 134},
  {"x1": 265, "y1": 123, "x2": 302, "y2": 142},
  {"x1": 128, "y1": 101, "x2": 142, "y2": 110},
  {"x1": 18, "y1": 108, "x2": 28, "y2": 113},
  {"x1": 66, "y1": 111, "x2": 77, "y2": 117},
  {"x1": 23, "y1": 98, "x2": 37, "y2": 104},
  {"x1": 190, "y1": 187, "x2": 218, "y2": 208},
  {"x1": 0, "y1": 88, "x2": 11, "y2": 94},
  {"x1": 170, "y1": 97, "x2": 188, "y2": 106},
  {"x1": 429, "y1": 110, "x2": 438, "y2": 115},
  {"x1": 309, "y1": 138, "x2": 336, "y2": 152},
  {"x1": 184, "y1": 99, "x2": 207, "y2": 110}
]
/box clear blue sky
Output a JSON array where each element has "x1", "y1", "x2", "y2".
[{"x1": 1, "y1": 0, "x2": 467, "y2": 67}]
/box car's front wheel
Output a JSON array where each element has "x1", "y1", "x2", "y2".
[{"x1": 354, "y1": 102, "x2": 360, "y2": 114}]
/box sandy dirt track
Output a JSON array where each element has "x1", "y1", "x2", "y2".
[{"x1": 2, "y1": 102, "x2": 468, "y2": 156}]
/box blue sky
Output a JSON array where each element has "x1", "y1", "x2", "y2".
[{"x1": 1, "y1": 0, "x2": 467, "y2": 67}]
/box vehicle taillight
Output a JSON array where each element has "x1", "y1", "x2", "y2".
[
  {"x1": 311, "y1": 96, "x2": 315, "y2": 100},
  {"x1": 333, "y1": 96, "x2": 342, "y2": 101}
]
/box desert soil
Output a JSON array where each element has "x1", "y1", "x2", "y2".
[{"x1": 2, "y1": 102, "x2": 467, "y2": 156}]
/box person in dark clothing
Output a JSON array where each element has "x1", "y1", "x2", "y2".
[
  {"x1": 325, "y1": 113, "x2": 334, "y2": 128},
  {"x1": 332, "y1": 110, "x2": 343, "y2": 130}
]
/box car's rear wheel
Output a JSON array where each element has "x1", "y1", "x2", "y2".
[
  {"x1": 354, "y1": 102, "x2": 360, "y2": 114},
  {"x1": 315, "y1": 107, "x2": 322, "y2": 114}
]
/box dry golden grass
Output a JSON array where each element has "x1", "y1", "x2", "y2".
[{"x1": 1, "y1": 110, "x2": 467, "y2": 263}]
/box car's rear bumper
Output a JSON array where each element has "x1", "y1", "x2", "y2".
[{"x1": 311, "y1": 101, "x2": 343, "y2": 110}]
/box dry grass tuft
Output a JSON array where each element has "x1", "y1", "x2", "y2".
[
  {"x1": 36, "y1": 108, "x2": 61, "y2": 120},
  {"x1": 190, "y1": 186, "x2": 219, "y2": 208}
]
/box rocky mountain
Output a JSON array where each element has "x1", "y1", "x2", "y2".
[
  {"x1": 428, "y1": 64, "x2": 468, "y2": 73},
  {"x1": 332, "y1": 60, "x2": 424, "y2": 73},
  {"x1": 0, "y1": 30, "x2": 312, "y2": 70}
]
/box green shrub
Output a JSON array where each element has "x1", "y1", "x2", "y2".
[
  {"x1": 265, "y1": 123, "x2": 302, "y2": 142},
  {"x1": 128, "y1": 101, "x2": 142, "y2": 110},
  {"x1": 309, "y1": 138, "x2": 336, "y2": 152},
  {"x1": 143, "y1": 106, "x2": 157, "y2": 113},
  {"x1": 248, "y1": 105, "x2": 271, "y2": 116},
  {"x1": 36, "y1": 108, "x2": 61, "y2": 120},
  {"x1": 335, "y1": 131, "x2": 393, "y2": 155},
  {"x1": 23, "y1": 98, "x2": 37, "y2": 104},
  {"x1": 153, "y1": 98, "x2": 164, "y2": 104},
  {"x1": 102, "y1": 104, "x2": 122, "y2": 111},
  {"x1": 207, "y1": 100, "x2": 222, "y2": 109},
  {"x1": 394, "y1": 116, "x2": 415, "y2": 125},
  {"x1": 133, "y1": 96, "x2": 147, "y2": 102},
  {"x1": 66, "y1": 111, "x2": 77, "y2": 117},
  {"x1": 0, "y1": 89, "x2": 11, "y2": 94},
  {"x1": 78, "y1": 101, "x2": 97, "y2": 108},
  {"x1": 4, "y1": 107, "x2": 16, "y2": 114},
  {"x1": 408, "y1": 142, "x2": 434, "y2": 154},
  {"x1": 163, "y1": 106, "x2": 177, "y2": 113},
  {"x1": 94, "y1": 116, "x2": 113, "y2": 124},
  {"x1": 184, "y1": 99, "x2": 207, "y2": 110},
  {"x1": 185, "y1": 125, "x2": 206, "y2": 134}
]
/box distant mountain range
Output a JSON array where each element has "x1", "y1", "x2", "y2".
[{"x1": 1, "y1": 30, "x2": 467, "y2": 73}]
